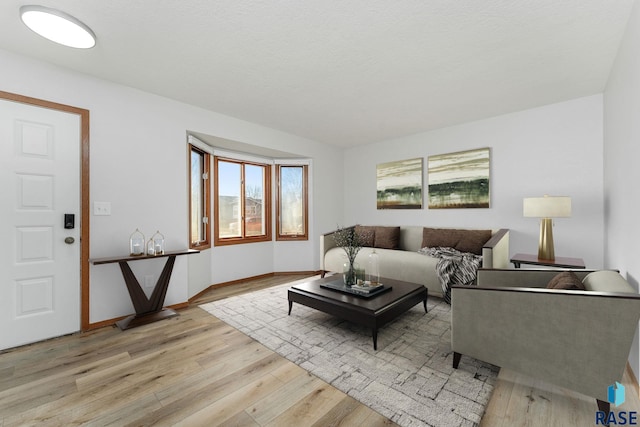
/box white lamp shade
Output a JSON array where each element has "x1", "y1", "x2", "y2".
[{"x1": 523, "y1": 196, "x2": 571, "y2": 218}]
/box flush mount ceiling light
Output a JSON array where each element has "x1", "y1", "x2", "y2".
[{"x1": 20, "y1": 5, "x2": 96, "y2": 49}]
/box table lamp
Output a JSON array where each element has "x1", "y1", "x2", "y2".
[{"x1": 523, "y1": 195, "x2": 571, "y2": 261}]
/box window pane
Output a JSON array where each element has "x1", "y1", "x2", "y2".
[
  {"x1": 214, "y1": 156, "x2": 271, "y2": 246},
  {"x1": 244, "y1": 164, "x2": 265, "y2": 237},
  {"x1": 218, "y1": 161, "x2": 242, "y2": 238},
  {"x1": 191, "y1": 150, "x2": 204, "y2": 243},
  {"x1": 279, "y1": 166, "x2": 305, "y2": 235}
]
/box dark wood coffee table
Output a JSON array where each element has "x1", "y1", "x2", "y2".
[{"x1": 288, "y1": 275, "x2": 428, "y2": 350}]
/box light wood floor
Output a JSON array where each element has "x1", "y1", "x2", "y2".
[{"x1": 1, "y1": 274, "x2": 638, "y2": 426}]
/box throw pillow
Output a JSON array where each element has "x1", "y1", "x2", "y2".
[
  {"x1": 422, "y1": 228, "x2": 492, "y2": 255},
  {"x1": 354, "y1": 225, "x2": 375, "y2": 247},
  {"x1": 455, "y1": 229, "x2": 492, "y2": 255},
  {"x1": 582, "y1": 270, "x2": 630, "y2": 292},
  {"x1": 422, "y1": 227, "x2": 460, "y2": 249},
  {"x1": 374, "y1": 226, "x2": 400, "y2": 249},
  {"x1": 546, "y1": 271, "x2": 585, "y2": 290}
]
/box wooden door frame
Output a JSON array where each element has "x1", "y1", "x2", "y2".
[{"x1": 0, "y1": 90, "x2": 91, "y2": 331}]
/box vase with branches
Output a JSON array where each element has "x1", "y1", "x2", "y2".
[{"x1": 333, "y1": 225, "x2": 372, "y2": 286}]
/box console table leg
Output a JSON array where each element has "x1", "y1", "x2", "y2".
[
  {"x1": 115, "y1": 309, "x2": 178, "y2": 330},
  {"x1": 116, "y1": 255, "x2": 178, "y2": 330},
  {"x1": 118, "y1": 261, "x2": 150, "y2": 314},
  {"x1": 148, "y1": 255, "x2": 176, "y2": 312}
]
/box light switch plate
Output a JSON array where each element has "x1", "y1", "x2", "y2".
[{"x1": 94, "y1": 201, "x2": 111, "y2": 216}]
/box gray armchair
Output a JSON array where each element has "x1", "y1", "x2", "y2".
[{"x1": 451, "y1": 268, "x2": 640, "y2": 418}]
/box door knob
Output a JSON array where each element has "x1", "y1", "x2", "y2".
[{"x1": 64, "y1": 237, "x2": 75, "y2": 244}]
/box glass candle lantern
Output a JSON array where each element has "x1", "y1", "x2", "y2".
[
  {"x1": 150, "y1": 230, "x2": 165, "y2": 256},
  {"x1": 367, "y1": 249, "x2": 380, "y2": 285},
  {"x1": 129, "y1": 228, "x2": 145, "y2": 256}
]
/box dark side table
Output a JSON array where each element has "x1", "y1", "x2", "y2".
[
  {"x1": 510, "y1": 253, "x2": 585, "y2": 269},
  {"x1": 91, "y1": 249, "x2": 199, "y2": 330}
]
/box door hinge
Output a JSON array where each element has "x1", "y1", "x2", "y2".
[
  {"x1": 202, "y1": 172, "x2": 209, "y2": 180},
  {"x1": 202, "y1": 217, "x2": 209, "y2": 224}
]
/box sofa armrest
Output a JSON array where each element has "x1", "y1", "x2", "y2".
[
  {"x1": 481, "y1": 229, "x2": 509, "y2": 268},
  {"x1": 476, "y1": 268, "x2": 603, "y2": 288},
  {"x1": 320, "y1": 226, "x2": 353, "y2": 271},
  {"x1": 451, "y1": 285, "x2": 640, "y2": 402}
]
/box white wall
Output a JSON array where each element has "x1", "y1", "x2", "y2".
[
  {"x1": 604, "y1": 0, "x2": 640, "y2": 382},
  {"x1": 0, "y1": 48, "x2": 343, "y2": 324},
  {"x1": 344, "y1": 95, "x2": 605, "y2": 268}
]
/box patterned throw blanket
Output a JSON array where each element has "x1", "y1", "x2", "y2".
[{"x1": 419, "y1": 247, "x2": 482, "y2": 303}]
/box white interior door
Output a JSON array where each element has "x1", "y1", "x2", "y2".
[{"x1": 0, "y1": 99, "x2": 81, "y2": 350}]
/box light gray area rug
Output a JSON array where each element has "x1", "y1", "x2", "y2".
[{"x1": 200, "y1": 277, "x2": 498, "y2": 427}]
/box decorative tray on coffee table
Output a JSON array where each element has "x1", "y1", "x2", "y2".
[{"x1": 320, "y1": 280, "x2": 392, "y2": 298}]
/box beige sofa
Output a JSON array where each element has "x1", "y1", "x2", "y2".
[
  {"x1": 451, "y1": 268, "x2": 640, "y2": 417},
  {"x1": 320, "y1": 226, "x2": 510, "y2": 298}
]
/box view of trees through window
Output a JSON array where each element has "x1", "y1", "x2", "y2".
[
  {"x1": 216, "y1": 160, "x2": 241, "y2": 238},
  {"x1": 189, "y1": 145, "x2": 210, "y2": 248},
  {"x1": 215, "y1": 157, "x2": 271, "y2": 244},
  {"x1": 244, "y1": 164, "x2": 265, "y2": 237},
  {"x1": 277, "y1": 165, "x2": 308, "y2": 240}
]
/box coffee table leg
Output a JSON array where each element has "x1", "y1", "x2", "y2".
[
  {"x1": 288, "y1": 300, "x2": 293, "y2": 315},
  {"x1": 372, "y1": 328, "x2": 378, "y2": 351},
  {"x1": 423, "y1": 298, "x2": 427, "y2": 313}
]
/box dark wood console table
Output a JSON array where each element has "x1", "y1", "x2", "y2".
[
  {"x1": 510, "y1": 253, "x2": 585, "y2": 269},
  {"x1": 91, "y1": 249, "x2": 199, "y2": 330}
]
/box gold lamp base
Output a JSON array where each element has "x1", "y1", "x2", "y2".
[{"x1": 538, "y1": 218, "x2": 555, "y2": 261}]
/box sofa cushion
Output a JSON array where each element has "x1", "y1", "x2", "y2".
[
  {"x1": 546, "y1": 271, "x2": 585, "y2": 290},
  {"x1": 374, "y1": 226, "x2": 400, "y2": 249},
  {"x1": 422, "y1": 228, "x2": 491, "y2": 255},
  {"x1": 355, "y1": 225, "x2": 376, "y2": 247},
  {"x1": 324, "y1": 246, "x2": 442, "y2": 296}
]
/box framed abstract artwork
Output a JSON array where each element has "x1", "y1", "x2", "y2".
[
  {"x1": 428, "y1": 148, "x2": 490, "y2": 209},
  {"x1": 376, "y1": 158, "x2": 423, "y2": 209}
]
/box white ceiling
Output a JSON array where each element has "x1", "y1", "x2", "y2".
[{"x1": 0, "y1": 1, "x2": 635, "y2": 147}]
